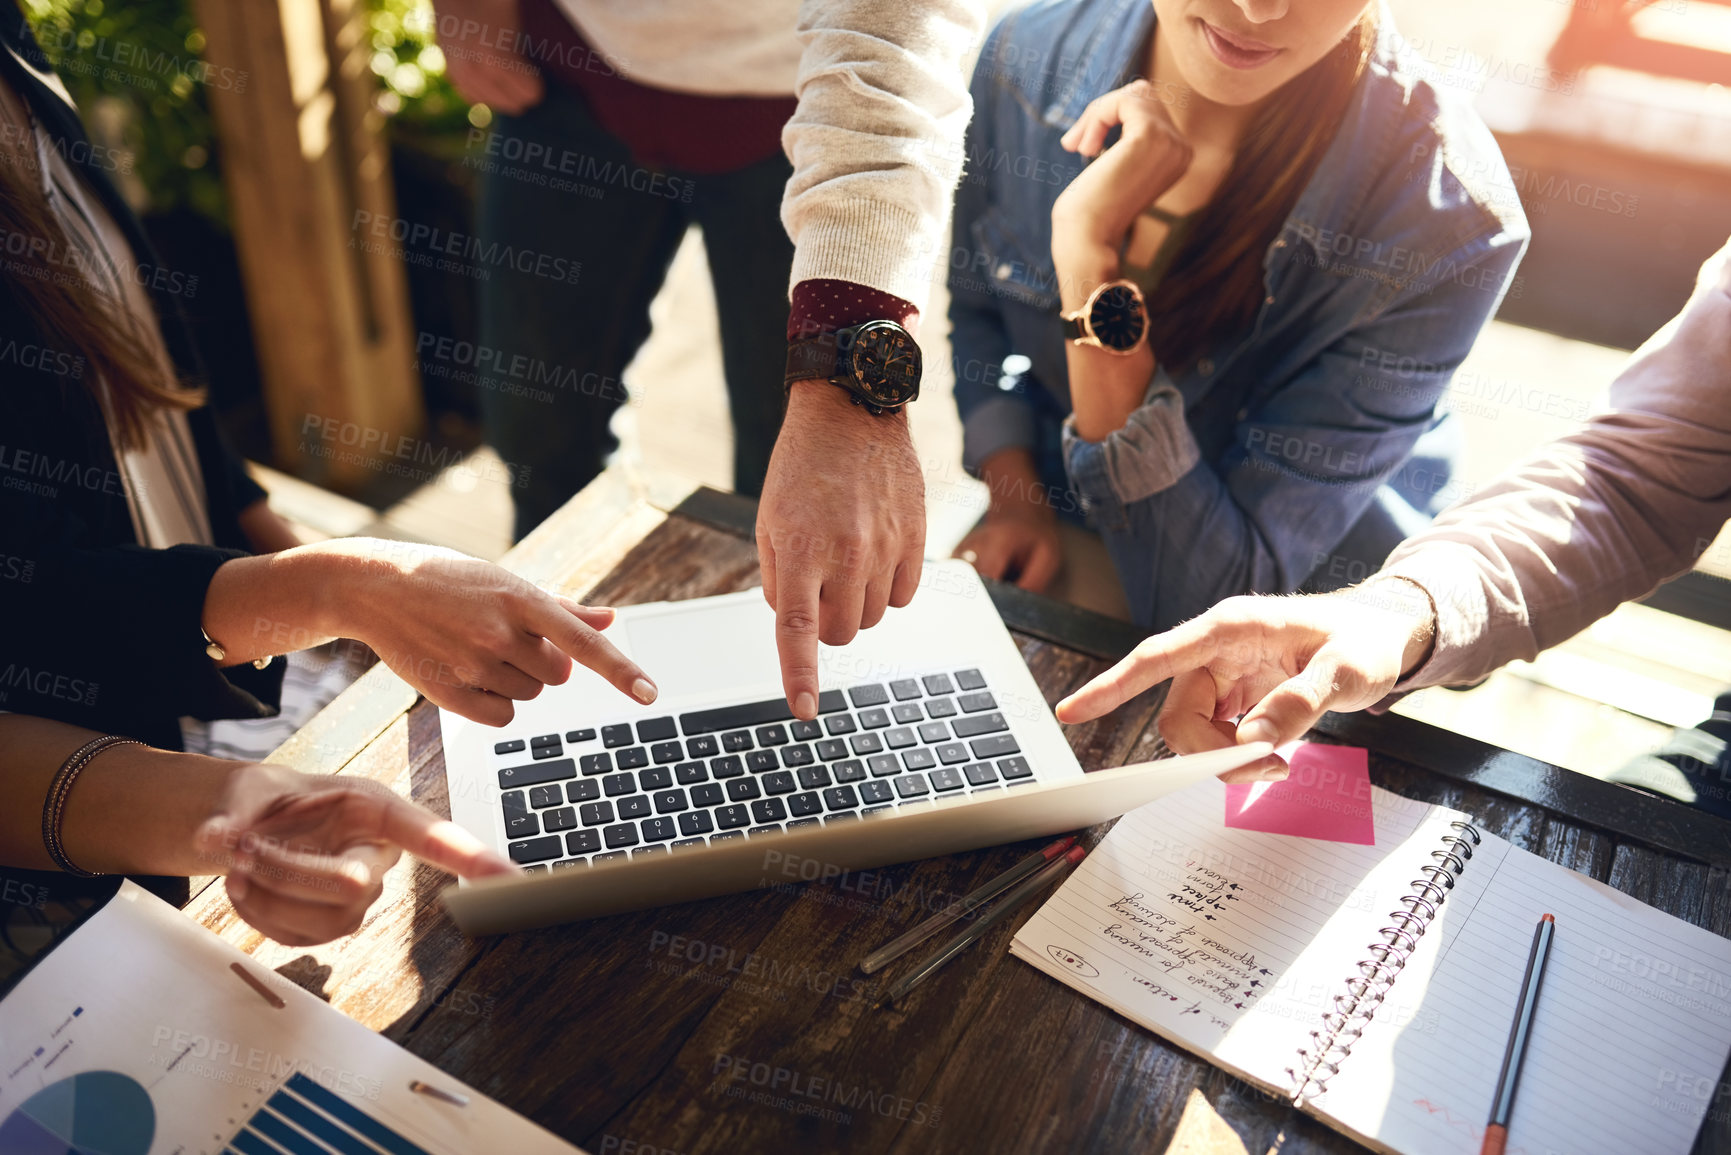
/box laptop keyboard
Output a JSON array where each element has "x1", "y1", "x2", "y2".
[{"x1": 487, "y1": 668, "x2": 1039, "y2": 872}]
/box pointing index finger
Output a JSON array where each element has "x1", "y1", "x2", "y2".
[
  {"x1": 1055, "y1": 622, "x2": 1221, "y2": 723},
  {"x1": 774, "y1": 565, "x2": 823, "y2": 720}
]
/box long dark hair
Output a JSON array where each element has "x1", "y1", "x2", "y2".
[
  {"x1": 1146, "y1": 13, "x2": 1376, "y2": 372},
  {"x1": 0, "y1": 127, "x2": 203, "y2": 448}
]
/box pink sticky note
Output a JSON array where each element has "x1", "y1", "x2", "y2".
[{"x1": 1223, "y1": 741, "x2": 1375, "y2": 845}]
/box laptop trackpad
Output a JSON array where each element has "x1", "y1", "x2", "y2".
[{"x1": 624, "y1": 596, "x2": 780, "y2": 700}]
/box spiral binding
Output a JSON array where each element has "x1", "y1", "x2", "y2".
[{"x1": 1286, "y1": 820, "x2": 1482, "y2": 1105}]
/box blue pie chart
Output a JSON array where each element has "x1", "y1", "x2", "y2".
[{"x1": 0, "y1": 1071, "x2": 154, "y2": 1155}]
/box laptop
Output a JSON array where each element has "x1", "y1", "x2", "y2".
[{"x1": 437, "y1": 560, "x2": 1269, "y2": 934}]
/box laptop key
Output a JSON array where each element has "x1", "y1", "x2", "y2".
[
  {"x1": 531, "y1": 733, "x2": 560, "y2": 748},
  {"x1": 602, "y1": 823, "x2": 639, "y2": 849},
  {"x1": 602, "y1": 773, "x2": 636, "y2": 797},
  {"x1": 825, "y1": 812, "x2": 859, "y2": 824},
  {"x1": 494, "y1": 739, "x2": 526, "y2": 755},
  {"x1": 634, "y1": 845, "x2": 667, "y2": 858},
  {"x1": 892, "y1": 703, "x2": 924, "y2": 725},
  {"x1": 532, "y1": 743, "x2": 565, "y2": 760},
  {"x1": 751, "y1": 798, "x2": 788, "y2": 824},
  {"x1": 726, "y1": 778, "x2": 762, "y2": 802},
  {"x1": 506, "y1": 812, "x2": 540, "y2": 838},
  {"x1": 602, "y1": 724, "x2": 634, "y2": 748},
  {"x1": 715, "y1": 804, "x2": 750, "y2": 829},
  {"x1": 498, "y1": 759, "x2": 575, "y2": 789},
  {"x1": 998, "y1": 756, "x2": 1034, "y2": 780},
  {"x1": 894, "y1": 773, "x2": 930, "y2": 798},
  {"x1": 508, "y1": 835, "x2": 562, "y2": 864},
  {"x1": 832, "y1": 759, "x2": 867, "y2": 783},
  {"x1": 790, "y1": 719, "x2": 822, "y2": 741},
  {"x1": 593, "y1": 851, "x2": 628, "y2": 863},
  {"x1": 748, "y1": 824, "x2": 784, "y2": 838},
  {"x1": 636, "y1": 716, "x2": 677, "y2": 742},
  {"x1": 963, "y1": 761, "x2": 998, "y2": 786},
  {"x1": 674, "y1": 761, "x2": 708, "y2": 784},
  {"x1": 710, "y1": 755, "x2": 745, "y2": 778},
  {"x1": 687, "y1": 735, "x2": 719, "y2": 757},
  {"x1": 849, "y1": 733, "x2": 884, "y2": 756},
  {"x1": 890, "y1": 678, "x2": 922, "y2": 701},
  {"x1": 639, "y1": 767, "x2": 673, "y2": 790},
  {"x1": 746, "y1": 750, "x2": 779, "y2": 773},
  {"x1": 566, "y1": 728, "x2": 597, "y2": 743},
  {"x1": 925, "y1": 697, "x2": 957, "y2": 719},
  {"x1": 529, "y1": 785, "x2": 563, "y2": 808},
  {"x1": 579, "y1": 801, "x2": 614, "y2": 826},
  {"x1": 861, "y1": 805, "x2": 893, "y2": 817},
  {"x1": 672, "y1": 837, "x2": 707, "y2": 851},
  {"x1": 501, "y1": 790, "x2": 527, "y2": 813},
  {"x1": 955, "y1": 668, "x2": 986, "y2": 690},
  {"x1": 814, "y1": 739, "x2": 848, "y2": 762},
  {"x1": 884, "y1": 727, "x2": 916, "y2": 749},
  {"x1": 543, "y1": 807, "x2": 578, "y2": 832},
  {"x1": 902, "y1": 748, "x2": 937, "y2": 771},
  {"x1": 918, "y1": 722, "x2": 950, "y2": 744},
  {"x1": 654, "y1": 789, "x2": 688, "y2": 813},
  {"x1": 798, "y1": 765, "x2": 832, "y2": 789},
  {"x1": 848, "y1": 683, "x2": 889, "y2": 707},
  {"x1": 788, "y1": 791, "x2": 823, "y2": 817},
  {"x1": 922, "y1": 673, "x2": 955, "y2": 696},
  {"x1": 566, "y1": 829, "x2": 601, "y2": 855},
  {"x1": 756, "y1": 724, "x2": 790, "y2": 746},
  {"x1": 579, "y1": 753, "x2": 613, "y2": 776},
  {"x1": 567, "y1": 779, "x2": 601, "y2": 803},
  {"x1": 969, "y1": 735, "x2": 1020, "y2": 759},
  {"x1": 823, "y1": 785, "x2": 859, "y2": 810},
  {"x1": 858, "y1": 708, "x2": 890, "y2": 729},
  {"x1": 959, "y1": 691, "x2": 997, "y2": 713},
  {"x1": 679, "y1": 691, "x2": 845, "y2": 736},
  {"x1": 868, "y1": 755, "x2": 901, "y2": 777},
  {"x1": 762, "y1": 771, "x2": 797, "y2": 795},
  {"x1": 651, "y1": 741, "x2": 683, "y2": 764},
  {"x1": 641, "y1": 817, "x2": 677, "y2": 842},
  {"x1": 936, "y1": 742, "x2": 970, "y2": 765},
  {"x1": 824, "y1": 713, "x2": 857, "y2": 735},
  {"x1": 616, "y1": 746, "x2": 650, "y2": 769},
  {"x1": 858, "y1": 780, "x2": 894, "y2": 804},
  {"x1": 710, "y1": 830, "x2": 745, "y2": 842},
  {"x1": 690, "y1": 783, "x2": 724, "y2": 807},
  {"x1": 929, "y1": 767, "x2": 966, "y2": 792},
  {"x1": 952, "y1": 712, "x2": 1008, "y2": 739},
  {"x1": 553, "y1": 858, "x2": 587, "y2": 871},
  {"x1": 780, "y1": 744, "x2": 814, "y2": 767},
  {"x1": 617, "y1": 795, "x2": 651, "y2": 820},
  {"x1": 678, "y1": 810, "x2": 714, "y2": 836},
  {"x1": 788, "y1": 817, "x2": 821, "y2": 830},
  {"x1": 722, "y1": 730, "x2": 754, "y2": 752}
]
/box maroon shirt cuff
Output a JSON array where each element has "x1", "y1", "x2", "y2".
[{"x1": 788, "y1": 279, "x2": 920, "y2": 342}]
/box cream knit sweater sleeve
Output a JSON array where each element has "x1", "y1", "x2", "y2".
[{"x1": 780, "y1": 0, "x2": 983, "y2": 311}]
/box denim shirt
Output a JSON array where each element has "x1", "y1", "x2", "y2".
[{"x1": 949, "y1": 0, "x2": 1530, "y2": 631}]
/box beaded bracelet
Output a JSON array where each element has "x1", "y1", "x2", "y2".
[{"x1": 40, "y1": 734, "x2": 141, "y2": 877}]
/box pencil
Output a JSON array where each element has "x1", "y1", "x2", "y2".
[
  {"x1": 860, "y1": 836, "x2": 1077, "y2": 974},
  {"x1": 1481, "y1": 913, "x2": 1555, "y2": 1155},
  {"x1": 874, "y1": 845, "x2": 1086, "y2": 1009}
]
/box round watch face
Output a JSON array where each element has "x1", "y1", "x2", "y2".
[
  {"x1": 1088, "y1": 283, "x2": 1148, "y2": 353},
  {"x1": 845, "y1": 321, "x2": 922, "y2": 407}
]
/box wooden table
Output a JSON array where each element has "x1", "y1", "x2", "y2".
[{"x1": 182, "y1": 470, "x2": 1731, "y2": 1155}]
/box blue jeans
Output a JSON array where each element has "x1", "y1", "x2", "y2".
[{"x1": 475, "y1": 81, "x2": 796, "y2": 539}]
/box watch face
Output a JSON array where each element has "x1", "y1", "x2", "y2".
[
  {"x1": 844, "y1": 321, "x2": 922, "y2": 407},
  {"x1": 1088, "y1": 283, "x2": 1147, "y2": 353}
]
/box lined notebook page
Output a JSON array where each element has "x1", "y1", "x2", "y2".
[
  {"x1": 1010, "y1": 779, "x2": 1471, "y2": 1096},
  {"x1": 1323, "y1": 833, "x2": 1731, "y2": 1155}
]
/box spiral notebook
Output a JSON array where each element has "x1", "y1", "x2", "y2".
[{"x1": 1010, "y1": 778, "x2": 1731, "y2": 1155}]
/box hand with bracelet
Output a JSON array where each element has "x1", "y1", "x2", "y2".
[
  {"x1": 1053, "y1": 575, "x2": 1440, "y2": 778},
  {"x1": 4, "y1": 714, "x2": 515, "y2": 946}
]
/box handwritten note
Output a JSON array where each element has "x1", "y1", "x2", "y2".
[{"x1": 1224, "y1": 742, "x2": 1374, "y2": 845}]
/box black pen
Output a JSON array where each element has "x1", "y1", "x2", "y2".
[{"x1": 1481, "y1": 912, "x2": 1554, "y2": 1155}]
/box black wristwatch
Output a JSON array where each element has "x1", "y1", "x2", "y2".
[
  {"x1": 784, "y1": 319, "x2": 922, "y2": 415},
  {"x1": 1061, "y1": 279, "x2": 1148, "y2": 355}
]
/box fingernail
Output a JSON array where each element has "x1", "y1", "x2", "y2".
[
  {"x1": 228, "y1": 873, "x2": 249, "y2": 901},
  {"x1": 632, "y1": 677, "x2": 657, "y2": 704},
  {"x1": 1238, "y1": 719, "x2": 1277, "y2": 747},
  {"x1": 1260, "y1": 763, "x2": 1290, "y2": 782},
  {"x1": 795, "y1": 691, "x2": 816, "y2": 719}
]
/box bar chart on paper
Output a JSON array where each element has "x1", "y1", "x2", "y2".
[{"x1": 0, "y1": 883, "x2": 581, "y2": 1155}]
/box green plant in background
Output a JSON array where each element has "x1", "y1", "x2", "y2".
[
  {"x1": 19, "y1": 0, "x2": 478, "y2": 226},
  {"x1": 20, "y1": 0, "x2": 228, "y2": 223}
]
